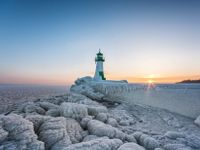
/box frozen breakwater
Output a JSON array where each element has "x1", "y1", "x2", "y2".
[{"x1": 0, "y1": 76, "x2": 200, "y2": 150}]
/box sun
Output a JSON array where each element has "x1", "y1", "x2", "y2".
[{"x1": 148, "y1": 79, "x2": 154, "y2": 84}]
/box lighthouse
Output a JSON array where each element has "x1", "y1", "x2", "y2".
[{"x1": 94, "y1": 49, "x2": 106, "y2": 81}]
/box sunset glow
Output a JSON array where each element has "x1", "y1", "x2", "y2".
[{"x1": 0, "y1": 1, "x2": 200, "y2": 85}]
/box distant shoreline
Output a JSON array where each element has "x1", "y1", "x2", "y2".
[{"x1": 177, "y1": 79, "x2": 200, "y2": 84}]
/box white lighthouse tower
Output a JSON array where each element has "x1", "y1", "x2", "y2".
[{"x1": 94, "y1": 49, "x2": 106, "y2": 81}]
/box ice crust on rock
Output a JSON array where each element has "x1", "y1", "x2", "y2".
[
  {"x1": 95, "y1": 113, "x2": 108, "y2": 122},
  {"x1": 37, "y1": 101, "x2": 59, "y2": 110},
  {"x1": 17, "y1": 102, "x2": 46, "y2": 115},
  {"x1": 164, "y1": 131, "x2": 186, "y2": 139},
  {"x1": 133, "y1": 131, "x2": 160, "y2": 150},
  {"x1": 80, "y1": 116, "x2": 93, "y2": 129},
  {"x1": 60, "y1": 102, "x2": 88, "y2": 121},
  {"x1": 63, "y1": 137, "x2": 123, "y2": 150},
  {"x1": 87, "y1": 119, "x2": 126, "y2": 140},
  {"x1": 87, "y1": 105, "x2": 108, "y2": 116},
  {"x1": 65, "y1": 118, "x2": 84, "y2": 143},
  {"x1": 163, "y1": 144, "x2": 192, "y2": 150},
  {"x1": 38, "y1": 116, "x2": 71, "y2": 149},
  {"x1": 67, "y1": 92, "x2": 100, "y2": 106},
  {"x1": 107, "y1": 118, "x2": 118, "y2": 127},
  {"x1": 0, "y1": 114, "x2": 44, "y2": 150},
  {"x1": 118, "y1": 142, "x2": 145, "y2": 150},
  {"x1": 82, "y1": 135, "x2": 101, "y2": 142}
]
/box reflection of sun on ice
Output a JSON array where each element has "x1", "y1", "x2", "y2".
[{"x1": 147, "y1": 79, "x2": 156, "y2": 89}]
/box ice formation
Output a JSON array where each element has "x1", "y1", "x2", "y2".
[
  {"x1": 194, "y1": 115, "x2": 200, "y2": 127},
  {"x1": 63, "y1": 137, "x2": 123, "y2": 150},
  {"x1": 118, "y1": 142, "x2": 145, "y2": 150},
  {"x1": 87, "y1": 119, "x2": 126, "y2": 140},
  {"x1": 0, "y1": 76, "x2": 200, "y2": 150}
]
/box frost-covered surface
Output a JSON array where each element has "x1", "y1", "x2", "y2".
[{"x1": 0, "y1": 76, "x2": 200, "y2": 150}]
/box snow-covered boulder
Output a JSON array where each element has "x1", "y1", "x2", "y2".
[
  {"x1": 133, "y1": 131, "x2": 160, "y2": 150},
  {"x1": 163, "y1": 144, "x2": 191, "y2": 150},
  {"x1": 80, "y1": 116, "x2": 93, "y2": 129},
  {"x1": 183, "y1": 135, "x2": 200, "y2": 149},
  {"x1": 87, "y1": 119, "x2": 126, "y2": 140},
  {"x1": 118, "y1": 142, "x2": 145, "y2": 150},
  {"x1": 37, "y1": 102, "x2": 59, "y2": 111},
  {"x1": 125, "y1": 134, "x2": 137, "y2": 143},
  {"x1": 65, "y1": 118, "x2": 84, "y2": 143},
  {"x1": 0, "y1": 128, "x2": 8, "y2": 143},
  {"x1": 164, "y1": 131, "x2": 185, "y2": 139},
  {"x1": 70, "y1": 84, "x2": 104, "y2": 101},
  {"x1": 38, "y1": 117, "x2": 71, "y2": 149},
  {"x1": 87, "y1": 105, "x2": 108, "y2": 116},
  {"x1": 0, "y1": 114, "x2": 44, "y2": 150},
  {"x1": 26, "y1": 115, "x2": 50, "y2": 132},
  {"x1": 107, "y1": 118, "x2": 118, "y2": 127},
  {"x1": 95, "y1": 113, "x2": 108, "y2": 122},
  {"x1": 45, "y1": 108, "x2": 60, "y2": 117},
  {"x1": 17, "y1": 102, "x2": 46, "y2": 115},
  {"x1": 194, "y1": 115, "x2": 200, "y2": 127},
  {"x1": 60, "y1": 102, "x2": 88, "y2": 121},
  {"x1": 67, "y1": 92, "x2": 100, "y2": 105},
  {"x1": 82, "y1": 135, "x2": 102, "y2": 142},
  {"x1": 119, "y1": 120, "x2": 130, "y2": 126},
  {"x1": 63, "y1": 137, "x2": 123, "y2": 150}
]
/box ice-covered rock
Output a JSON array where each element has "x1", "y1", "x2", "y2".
[
  {"x1": 17, "y1": 102, "x2": 46, "y2": 115},
  {"x1": 82, "y1": 135, "x2": 101, "y2": 142},
  {"x1": 63, "y1": 137, "x2": 123, "y2": 150},
  {"x1": 118, "y1": 142, "x2": 145, "y2": 150},
  {"x1": 107, "y1": 118, "x2": 118, "y2": 127},
  {"x1": 60, "y1": 102, "x2": 88, "y2": 121},
  {"x1": 38, "y1": 117, "x2": 71, "y2": 149},
  {"x1": 119, "y1": 120, "x2": 130, "y2": 126},
  {"x1": 0, "y1": 114, "x2": 44, "y2": 150},
  {"x1": 70, "y1": 83, "x2": 104, "y2": 101},
  {"x1": 45, "y1": 108, "x2": 60, "y2": 117},
  {"x1": 194, "y1": 115, "x2": 200, "y2": 127},
  {"x1": 25, "y1": 115, "x2": 50, "y2": 132},
  {"x1": 164, "y1": 144, "x2": 191, "y2": 150},
  {"x1": 183, "y1": 135, "x2": 200, "y2": 149},
  {"x1": 133, "y1": 131, "x2": 160, "y2": 150},
  {"x1": 37, "y1": 101, "x2": 59, "y2": 111},
  {"x1": 67, "y1": 92, "x2": 100, "y2": 106},
  {"x1": 0, "y1": 128, "x2": 8, "y2": 143},
  {"x1": 65, "y1": 118, "x2": 84, "y2": 143},
  {"x1": 125, "y1": 134, "x2": 137, "y2": 143},
  {"x1": 95, "y1": 113, "x2": 108, "y2": 122},
  {"x1": 80, "y1": 116, "x2": 93, "y2": 129},
  {"x1": 164, "y1": 131, "x2": 186, "y2": 139},
  {"x1": 87, "y1": 119, "x2": 126, "y2": 140},
  {"x1": 87, "y1": 105, "x2": 108, "y2": 116}
]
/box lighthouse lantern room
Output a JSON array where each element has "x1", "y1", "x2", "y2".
[{"x1": 94, "y1": 49, "x2": 106, "y2": 81}]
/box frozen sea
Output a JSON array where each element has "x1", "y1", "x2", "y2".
[
  {"x1": 123, "y1": 83, "x2": 200, "y2": 118},
  {"x1": 0, "y1": 84, "x2": 69, "y2": 113},
  {"x1": 0, "y1": 83, "x2": 200, "y2": 118}
]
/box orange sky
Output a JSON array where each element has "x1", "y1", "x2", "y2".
[
  {"x1": 0, "y1": 72, "x2": 199, "y2": 85},
  {"x1": 106, "y1": 75, "x2": 200, "y2": 84}
]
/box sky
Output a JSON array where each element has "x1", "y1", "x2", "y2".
[{"x1": 0, "y1": 0, "x2": 200, "y2": 85}]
